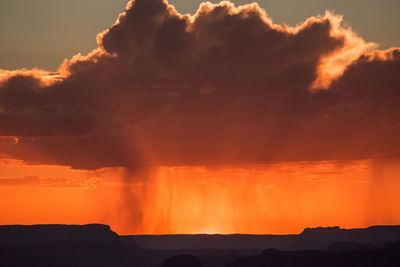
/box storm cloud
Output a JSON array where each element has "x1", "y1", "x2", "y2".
[{"x1": 0, "y1": 0, "x2": 399, "y2": 170}]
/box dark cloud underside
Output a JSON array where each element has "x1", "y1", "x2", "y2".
[{"x1": 0, "y1": 0, "x2": 399, "y2": 169}]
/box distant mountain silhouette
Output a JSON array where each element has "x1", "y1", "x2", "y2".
[
  {"x1": 129, "y1": 234, "x2": 295, "y2": 250},
  {"x1": 1, "y1": 224, "x2": 400, "y2": 267},
  {"x1": 128, "y1": 225, "x2": 400, "y2": 250},
  {"x1": 296, "y1": 225, "x2": 400, "y2": 250}
]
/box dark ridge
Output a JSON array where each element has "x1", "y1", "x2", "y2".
[
  {"x1": 296, "y1": 225, "x2": 400, "y2": 250},
  {"x1": 1, "y1": 224, "x2": 400, "y2": 267},
  {"x1": 328, "y1": 241, "x2": 377, "y2": 251},
  {"x1": 300, "y1": 226, "x2": 341, "y2": 235},
  {"x1": 127, "y1": 225, "x2": 400, "y2": 250},
  {"x1": 161, "y1": 254, "x2": 205, "y2": 267},
  {"x1": 128, "y1": 233, "x2": 296, "y2": 250},
  {"x1": 225, "y1": 244, "x2": 400, "y2": 267}
]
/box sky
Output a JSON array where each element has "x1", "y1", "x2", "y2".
[
  {"x1": 1, "y1": 0, "x2": 399, "y2": 70},
  {"x1": 0, "y1": 0, "x2": 400, "y2": 234}
]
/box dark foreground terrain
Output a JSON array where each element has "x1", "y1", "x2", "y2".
[{"x1": 0, "y1": 224, "x2": 399, "y2": 267}]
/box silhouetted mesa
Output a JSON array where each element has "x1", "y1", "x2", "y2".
[
  {"x1": 0, "y1": 224, "x2": 124, "y2": 267},
  {"x1": 296, "y1": 225, "x2": 400, "y2": 250},
  {"x1": 0, "y1": 224, "x2": 119, "y2": 247}
]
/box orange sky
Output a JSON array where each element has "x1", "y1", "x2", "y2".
[
  {"x1": 1, "y1": 158, "x2": 399, "y2": 235},
  {"x1": 1, "y1": 0, "x2": 400, "y2": 235}
]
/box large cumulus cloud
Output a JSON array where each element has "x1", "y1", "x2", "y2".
[{"x1": 0, "y1": 0, "x2": 399, "y2": 169}]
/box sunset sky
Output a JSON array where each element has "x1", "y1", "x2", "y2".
[{"x1": 0, "y1": 0, "x2": 399, "y2": 235}]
